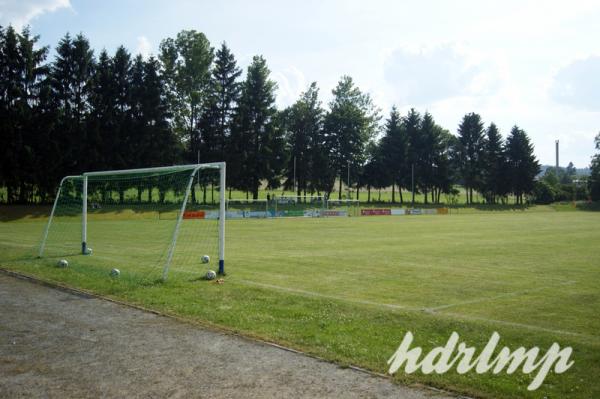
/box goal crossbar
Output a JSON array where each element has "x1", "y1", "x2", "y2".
[{"x1": 83, "y1": 162, "x2": 224, "y2": 177}]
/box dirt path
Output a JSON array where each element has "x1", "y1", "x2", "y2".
[{"x1": 0, "y1": 273, "x2": 453, "y2": 398}]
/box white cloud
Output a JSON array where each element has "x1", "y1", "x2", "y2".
[
  {"x1": 0, "y1": 0, "x2": 71, "y2": 29},
  {"x1": 272, "y1": 66, "x2": 306, "y2": 108},
  {"x1": 135, "y1": 35, "x2": 152, "y2": 59},
  {"x1": 550, "y1": 56, "x2": 600, "y2": 112},
  {"x1": 383, "y1": 44, "x2": 501, "y2": 107},
  {"x1": 464, "y1": 0, "x2": 600, "y2": 41}
]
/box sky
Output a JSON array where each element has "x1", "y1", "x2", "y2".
[{"x1": 1, "y1": 0, "x2": 599, "y2": 167}]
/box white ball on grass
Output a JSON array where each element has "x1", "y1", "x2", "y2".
[
  {"x1": 205, "y1": 270, "x2": 216, "y2": 280},
  {"x1": 85, "y1": 247, "x2": 93, "y2": 255},
  {"x1": 57, "y1": 259, "x2": 68, "y2": 268},
  {"x1": 110, "y1": 268, "x2": 120, "y2": 278},
  {"x1": 201, "y1": 255, "x2": 210, "y2": 264}
]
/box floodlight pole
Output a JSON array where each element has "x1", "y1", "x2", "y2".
[{"x1": 82, "y1": 175, "x2": 88, "y2": 254}]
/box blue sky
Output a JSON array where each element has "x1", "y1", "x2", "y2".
[{"x1": 2, "y1": 0, "x2": 599, "y2": 167}]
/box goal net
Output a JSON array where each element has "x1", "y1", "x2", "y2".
[
  {"x1": 226, "y1": 199, "x2": 269, "y2": 218},
  {"x1": 326, "y1": 199, "x2": 360, "y2": 217},
  {"x1": 272, "y1": 195, "x2": 325, "y2": 217},
  {"x1": 38, "y1": 163, "x2": 226, "y2": 283}
]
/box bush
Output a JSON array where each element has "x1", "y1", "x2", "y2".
[{"x1": 533, "y1": 180, "x2": 558, "y2": 204}]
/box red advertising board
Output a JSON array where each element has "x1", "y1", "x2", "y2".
[
  {"x1": 183, "y1": 211, "x2": 205, "y2": 219},
  {"x1": 361, "y1": 208, "x2": 391, "y2": 216}
]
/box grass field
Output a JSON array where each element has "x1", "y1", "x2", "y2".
[{"x1": 1, "y1": 206, "x2": 599, "y2": 398}]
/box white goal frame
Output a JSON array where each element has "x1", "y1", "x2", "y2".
[
  {"x1": 274, "y1": 194, "x2": 326, "y2": 204},
  {"x1": 39, "y1": 162, "x2": 226, "y2": 280},
  {"x1": 272, "y1": 194, "x2": 326, "y2": 218},
  {"x1": 326, "y1": 199, "x2": 360, "y2": 208},
  {"x1": 326, "y1": 198, "x2": 361, "y2": 216}
]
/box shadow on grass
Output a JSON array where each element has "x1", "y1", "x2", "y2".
[
  {"x1": 356, "y1": 201, "x2": 600, "y2": 213},
  {"x1": 360, "y1": 202, "x2": 536, "y2": 211},
  {"x1": 139, "y1": 278, "x2": 166, "y2": 287},
  {"x1": 2, "y1": 201, "x2": 599, "y2": 223},
  {"x1": 552, "y1": 201, "x2": 600, "y2": 212},
  {"x1": 0, "y1": 205, "x2": 52, "y2": 222},
  {"x1": 0, "y1": 202, "x2": 219, "y2": 222}
]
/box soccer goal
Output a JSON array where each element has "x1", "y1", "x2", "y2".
[
  {"x1": 272, "y1": 195, "x2": 325, "y2": 217},
  {"x1": 226, "y1": 198, "x2": 269, "y2": 218},
  {"x1": 38, "y1": 163, "x2": 226, "y2": 282},
  {"x1": 326, "y1": 199, "x2": 360, "y2": 217}
]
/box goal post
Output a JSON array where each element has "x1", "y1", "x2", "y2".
[
  {"x1": 272, "y1": 194, "x2": 325, "y2": 217},
  {"x1": 38, "y1": 162, "x2": 226, "y2": 281},
  {"x1": 326, "y1": 198, "x2": 361, "y2": 216},
  {"x1": 38, "y1": 175, "x2": 82, "y2": 258}
]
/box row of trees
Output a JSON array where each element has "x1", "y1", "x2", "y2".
[
  {"x1": 0, "y1": 27, "x2": 179, "y2": 203},
  {"x1": 363, "y1": 111, "x2": 539, "y2": 205},
  {"x1": 1, "y1": 26, "x2": 550, "y2": 204}
]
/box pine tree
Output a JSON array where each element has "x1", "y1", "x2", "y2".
[
  {"x1": 141, "y1": 56, "x2": 179, "y2": 167},
  {"x1": 50, "y1": 33, "x2": 95, "y2": 174},
  {"x1": 430, "y1": 124, "x2": 454, "y2": 204},
  {"x1": 505, "y1": 126, "x2": 540, "y2": 204},
  {"x1": 87, "y1": 49, "x2": 113, "y2": 171},
  {"x1": 212, "y1": 43, "x2": 241, "y2": 161},
  {"x1": 0, "y1": 26, "x2": 49, "y2": 202},
  {"x1": 455, "y1": 112, "x2": 485, "y2": 204},
  {"x1": 233, "y1": 55, "x2": 284, "y2": 199},
  {"x1": 403, "y1": 108, "x2": 422, "y2": 204},
  {"x1": 324, "y1": 76, "x2": 379, "y2": 199},
  {"x1": 198, "y1": 42, "x2": 242, "y2": 201},
  {"x1": 283, "y1": 82, "x2": 325, "y2": 197},
  {"x1": 125, "y1": 55, "x2": 179, "y2": 202},
  {"x1": 34, "y1": 73, "x2": 60, "y2": 202},
  {"x1": 0, "y1": 26, "x2": 6, "y2": 201},
  {"x1": 481, "y1": 123, "x2": 507, "y2": 203},
  {"x1": 0, "y1": 26, "x2": 24, "y2": 202},
  {"x1": 362, "y1": 141, "x2": 388, "y2": 202},
  {"x1": 379, "y1": 106, "x2": 406, "y2": 203},
  {"x1": 418, "y1": 112, "x2": 438, "y2": 204}
]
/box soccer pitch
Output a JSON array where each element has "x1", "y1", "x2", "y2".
[{"x1": 1, "y1": 209, "x2": 599, "y2": 398}]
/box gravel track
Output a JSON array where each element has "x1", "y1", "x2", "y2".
[{"x1": 0, "y1": 272, "x2": 453, "y2": 398}]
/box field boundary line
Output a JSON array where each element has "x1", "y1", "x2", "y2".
[
  {"x1": 439, "y1": 311, "x2": 596, "y2": 341},
  {"x1": 0, "y1": 267, "x2": 472, "y2": 399},
  {"x1": 424, "y1": 280, "x2": 578, "y2": 312},
  {"x1": 0, "y1": 240, "x2": 38, "y2": 249},
  {"x1": 238, "y1": 279, "x2": 424, "y2": 311},
  {"x1": 237, "y1": 279, "x2": 599, "y2": 342}
]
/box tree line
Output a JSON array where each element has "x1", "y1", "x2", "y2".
[{"x1": 3, "y1": 25, "x2": 583, "y2": 205}]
